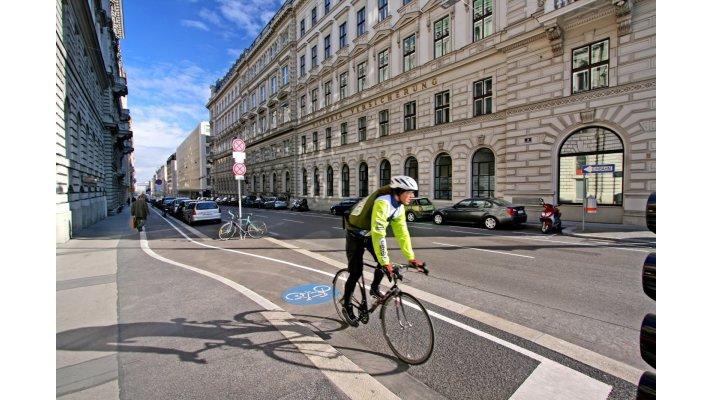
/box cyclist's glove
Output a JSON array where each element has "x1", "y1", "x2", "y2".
[
  {"x1": 409, "y1": 259, "x2": 428, "y2": 274},
  {"x1": 383, "y1": 263, "x2": 394, "y2": 281}
]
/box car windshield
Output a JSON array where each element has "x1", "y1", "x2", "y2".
[
  {"x1": 196, "y1": 202, "x2": 218, "y2": 210},
  {"x1": 490, "y1": 199, "x2": 512, "y2": 206}
]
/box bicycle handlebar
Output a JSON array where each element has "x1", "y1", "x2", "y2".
[{"x1": 363, "y1": 262, "x2": 429, "y2": 280}]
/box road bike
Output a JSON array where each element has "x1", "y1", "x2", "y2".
[
  {"x1": 332, "y1": 262, "x2": 434, "y2": 365},
  {"x1": 218, "y1": 210, "x2": 267, "y2": 240}
]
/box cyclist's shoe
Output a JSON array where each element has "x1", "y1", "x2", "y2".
[
  {"x1": 369, "y1": 287, "x2": 386, "y2": 300},
  {"x1": 342, "y1": 303, "x2": 359, "y2": 327}
]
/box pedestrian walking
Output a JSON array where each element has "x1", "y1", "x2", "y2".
[{"x1": 131, "y1": 194, "x2": 150, "y2": 232}]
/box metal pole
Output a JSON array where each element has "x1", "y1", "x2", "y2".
[
  {"x1": 238, "y1": 177, "x2": 243, "y2": 220},
  {"x1": 582, "y1": 173, "x2": 586, "y2": 232}
]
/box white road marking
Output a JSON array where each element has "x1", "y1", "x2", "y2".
[
  {"x1": 139, "y1": 229, "x2": 399, "y2": 400},
  {"x1": 332, "y1": 227, "x2": 343, "y2": 230},
  {"x1": 411, "y1": 225, "x2": 435, "y2": 230},
  {"x1": 282, "y1": 218, "x2": 305, "y2": 224},
  {"x1": 433, "y1": 241, "x2": 535, "y2": 259}
]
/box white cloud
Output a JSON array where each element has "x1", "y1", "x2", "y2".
[
  {"x1": 217, "y1": 0, "x2": 282, "y2": 36},
  {"x1": 227, "y1": 48, "x2": 243, "y2": 57},
  {"x1": 198, "y1": 8, "x2": 223, "y2": 26},
  {"x1": 181, "y1": 19, "x2": 210, "y2": 31}
]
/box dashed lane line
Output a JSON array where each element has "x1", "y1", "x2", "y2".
[{"x1": 432, "y1": 241, "x2": 536, "y2": 259}]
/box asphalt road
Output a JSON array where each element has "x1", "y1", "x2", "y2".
[{"x1": 134, "y1": 205, "x2": 656, "y2": 399}]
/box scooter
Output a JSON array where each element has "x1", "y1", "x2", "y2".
[
  {"x1": 290, "y1": 198, "x2": 309, "y2": 212},
  {"x1": 539, "y1": 198, "x2": 562, "y2": 234}
]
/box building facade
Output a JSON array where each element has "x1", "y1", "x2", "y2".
[
  {"x1": 176, "y1": 122, "x2": 212, "y2": 197},
  {"x1": 207, "y1": 1, "x2": 298, "y2": 200},
  {"x1": 56, "y1": 0, "x2": 134, "y2": 243},
  {"x1": 207, "y1": 0, "x2": 655, "y2": 225},
  {"x1": 165, "y1": 153, "x2": 178, "y2": 196}
]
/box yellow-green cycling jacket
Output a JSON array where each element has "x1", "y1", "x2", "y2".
[{"x1": 346, "y1": 186, "x2": 415, "y2": 266}]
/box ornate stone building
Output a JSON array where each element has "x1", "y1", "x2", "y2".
[
  {"x1": 207, "y1": 0, "x2": 298, "y2": 199},
  {"x1": 210, "y1": 0, "x2": 655, "y2": 225},
  {"x1": 56, "y1": 0, "x2": 134, "y2": 242}
]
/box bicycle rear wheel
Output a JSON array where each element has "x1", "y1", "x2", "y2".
[
  {"x1": 218, "y1": 222, "x2": 236, "y2": 240},
  {"x1": 332, "y1": 269, "x2": 364, "y2": 325},
  {"x1": 247, "y1": 221, "x2": 267, "y2": 238},
  {"x1": 380, "y1": 291, "x2": 434, "y2": 365}
]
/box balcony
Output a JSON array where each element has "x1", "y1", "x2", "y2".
[
  {"x1": 112, "y1": 76, "x2": 128, "y2": 97},
  {"x1": 119, "y1": 108, "x2": 130, "y2": 122}
]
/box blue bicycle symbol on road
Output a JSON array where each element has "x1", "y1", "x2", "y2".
[{"x1": 281, "y1": 283, "x2": 339, "y2": 306}]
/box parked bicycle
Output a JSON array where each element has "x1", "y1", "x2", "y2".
[
  {"x1": 332, "y1": 261, "x2": 434, "y2": 365},
  {"x1": 218, "y1": 211, "x2": 267, "y2": 240}
]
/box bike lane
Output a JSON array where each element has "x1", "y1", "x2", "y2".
[{"x1": 145, "y1": 212, "x2": 634, "y2": 400}]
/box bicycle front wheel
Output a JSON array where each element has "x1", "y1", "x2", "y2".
[
  {"x1": 380, "y1": 292, "x2": 434, "y2": 365},
  {"x1": 332, "y1": 268, "x2": 364, "y2": 325},
  {"x1": 247, "y1": 221, "x2": 267, "y2": 238},
  {"x1": 218, "y1": 222, "x2": 236, "y2": 240}
]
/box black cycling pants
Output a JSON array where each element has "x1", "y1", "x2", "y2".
[{"x1": 343, "y1": 230, "x2": 385, "y2": 305}]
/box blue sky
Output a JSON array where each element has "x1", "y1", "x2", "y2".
[{"x1": 122, "y1": 0, "x2": 284, "y2": 184}]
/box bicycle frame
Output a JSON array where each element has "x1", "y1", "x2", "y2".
[
  {"x1": 226, "y1": 211, "x2": 254, "y2": 239},
  {"x1": 354, "y1": 262, "x2": 409, "y2": 323}
]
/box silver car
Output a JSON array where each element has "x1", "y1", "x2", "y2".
[{"x1": 183, "y1": 201, "x2": 222, "y2": 225}]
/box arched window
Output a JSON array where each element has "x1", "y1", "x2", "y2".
[
  {"x1": 253, "y1": 175, "x2": 258, "y2": 193},
  {"x1": 471, "y1": 148, "x2": 495, "y2": 197},
  {"x1": 302, "y1": 168, "x2": 307, "y2": 195},
  {"x1": 262, "y1": 174, "x2": 266, "y2": 194},
  {"x1": 326, "y1": 166, "x2": 334, "y2": 196},
  {"x1": 558, "y1": 126, "x2": 624, "y2": 205},
  {"x1": 314, "y1": 167, "x2": 320, "y2": 196},
  {"x1": 285, "y1": 171, "x2": 291, "y2": 193},
  {"x1": 272, "y1": 172, "x2": 277, "y2": 194},
  {"x1": 341, "y1": 164, "x2": 350, "y2": 197},
  {"x1": 404, "y1": 156, "x2": 419, "y2": 196},
  {"x1": 379, "y1": 159, "x2": 391, "y2": 187},
  {"x1": 434, "y1": 153, "x2": 452, "y2": 200},
  {"x1": 359, "y1": 162, "x2": 368, "y2": 197}
]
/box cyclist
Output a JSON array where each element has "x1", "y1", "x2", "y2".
[{"x1": 340, "y1": 175, "x2": 426, "y2": 326}]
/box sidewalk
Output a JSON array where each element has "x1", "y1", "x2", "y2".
[
  {"x1": 548, "y1": 220, "x2": 654, "y2": 243},
  {"x1": 56, "y1": 211, "x2": 133, "y2": 399}
]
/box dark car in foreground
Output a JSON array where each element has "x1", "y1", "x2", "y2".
[
  {"x1": 330, "y1": 198, "x2": 361, "y2": 215},
  {"x1": 433, "y1": 198, "x2": 527, "y2": 229}
]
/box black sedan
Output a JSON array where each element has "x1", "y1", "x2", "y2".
[
  {"x1": 330, "y1": 198, "x2": 361, "y2": 215},
  {"x1": 433, "y1": 198, "x2": 527, "y2": 229}
]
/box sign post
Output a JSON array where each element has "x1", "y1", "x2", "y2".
[
  {"x1": 580, "y1": 164, "x2": 615, "y2": 232},
  {"x1": 232, "y1": 138, "x2": 246, "y2": 221}
]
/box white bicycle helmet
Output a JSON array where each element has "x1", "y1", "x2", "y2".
[{"x1": 389, "y1": 175, "x2": 419, "y2": 191}]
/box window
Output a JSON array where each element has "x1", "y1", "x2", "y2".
[
  {"x1": 572, "y1": 39, "x2": 609, "y2": 94},
  {"x1": 326, "y1": 166, "x2": 334, "y2": 196},
  {"x1": 379, "y1": 159, "x2": 391, "y2": 187},
  {"x1": 357, "y1": 61, "x2": 367, "y2": 92},
  {"x1": 311, "y1": 88, "x2": 318, "y2": 112},
  {"x1": 311, "y1": 7, "x2": 318, "y2": 27},
  {"x1": 471, "y1": 148, "x2": 495, "y2": 197},
  {"x1": 302, "y1": 168, "x2": 307, "y2": 195},
  {"x1": 300, "y1": 95, "x2": 306, "y2": 116},
  {"x1": 325, "y1": 0, "x2": 331, "y2": 14},
  {"x1": 378, "y1": 49, "x2": 389, "y2": 83},
  {"x1": 378, "y1": 0, "x2": 388, "y2": 21},
  {"x1": 357, "y1": 7, "x2": 366, "y2": 36},
  {"x1": 324, "y1": 34, "x2": 331, "y2": 59},
  {"x1": 404, "y1": 156, "x2": 418, "y2": 196},
  {"x1": 270, "y1": 76, "x2": 277, "y2": 94},
  {"x1": 339, "y1": 72, "x2": 348, "y2": 99},
  {"x1": 358, "y1": 116, "x2": 367, "y2": 141},
  {"x1": 312, "y1": 131, "x2": 318, "y2": 151},
  {"x1": 558, "y1": 126, "x2": 623, "y2": 205},
  {"x1": 404, "y1": 101, "x2": 416, "y2": 131},
  {"x1": 434, "y1": 91, "x2": 450, "y2": 125},
  {"x1": 272, "y1": 173, "x2": 277, "y2": 193},
  {"x1": 434, "y1": 153, "x2": 452, "y2": 200},
  {"x1": 262, "y1": 174, "x2": 266, "y2": 193},
  {"x1": 341, "y1": 164, "x2": 350, "y2": 197},
  {"x1": 314, "y1": 167, "x2": 320, "y2": 196},
  {"x1": 324, "y1": 80, "x2": 332, "y2": 106},
  {"x1": 282, "y1": 102, "x2": 290, "y2": 123},
  {"x1": 282, "y1": 65, "x2": 289, "y2": 85},
  {"x1": 300, "y1": 55, "x2": 306, "y2": 76},
  {"x1": 359, "y1": 162, "x2": 369, "y2": 197},
  {"x1": 325, "y1": 127, "x2": 332, "y2": 149},
  {"x1": 285, "y1": 171, "x2": 291, "y2": 193},
  {"x1": 473, "y1": 77, "x2": 492, "y2": 116},
  {"x1": 300, "y1": 19, "x2": 305, "y2": 37},
  {"x1": 340, "y1": 122, "x2": 348, "y2": 145},
  {"x1": 434, "y1": 16, "x2": 450, "y2": 58},
  {"x1": 403, "y1": 34, "x2": 416, "y2": 72},
  {"x1": 301, "y1": 135, "x2": 306, "y2": 153},
  {"x1": 311, "y1": 45, "x2": 318, "y2": 70},
  {"x1": 473, "y1": 0, "x2": 493, "y2": 42},
  {"x1": 339, "y1": 22, "x2": 347, "y2": 48},
  {"x1": 379, "y1": 110, "x2": 389, "y2": 136}
]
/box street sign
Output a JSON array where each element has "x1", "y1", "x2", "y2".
[
  {"x1": 582, "y1": 164, "x2": 615, "y2": 174},
  {"x1": 233, "y1": 152, "x2": 246, "y2": 163},
  {"x1": 155, "y1": 179, "x2": 163, "y2": 185},
  {"x1": 232, "y1": 138, "x2": 246, "y2": 152},
  {"x1": 233, "y1": 163, "x2": 246, "y2": 176}
]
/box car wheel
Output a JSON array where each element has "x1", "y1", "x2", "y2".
[
  {"x1": 433, "y1": 213, "x2": 443, "y2": 225},
  {"x1": 484, "y1": 216, "x2": 498, "y2": 230},
  {"x1": 406, "y1": 212, "x2": 416, "y2": 222}
]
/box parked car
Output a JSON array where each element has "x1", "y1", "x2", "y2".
[
  {"x1": 254, "y1": 196, "x2": 266, "y2": 208},
  {"x1": 274, "y1": 197, "x2": 288, "y2": 210},
  {"x1": 171, "y1": 198, "x2": 190, "y2": 215},
  {"x1": 161, "y1": 197, "x2": 177, "y2": 211},
  {"x1": 433, "y1": 198, "x2": 527, "y2": 229},
  {"x1": 404, "y1": 197, "x2": 435, "y2": 222},
  {"x1": 183, "y1": 201, "x2": 221, "y2": 225},
  {"x1": 175, "y1": 199, "x2": 195, "y2": 220},
  {"x1": 330, "y1": 198, "x2": 361, "y2": 215},
  {"x1": 262, "y1": 197, "x2": 278, "y2": 209},
  {"x1": 228, "y1": 196, "x2": 238, "y2": 206},
  {"x1": 242, "y1": 195, "x2": 257, "y2": 207}
]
